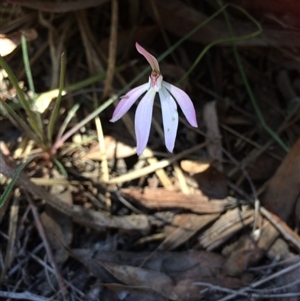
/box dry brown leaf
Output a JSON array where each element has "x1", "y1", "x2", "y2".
[
  {"x1": 71, "y1": 249, "x2": 224, "y2": 278},
  {"x1": 193, "y1": 166, "x2": 228, "y2": 199},
  {"x1": 101, "y1": 283, "x2": 167, "y2": 301},
  {"x1": 71, "y1": 249, "x2": 176, "y2": 299},
  {"x1": 222, "y1": 218, "x2": 279, "y2": 276},
  {"x1": 100, "y1": 262, "x2": 178, "y2": 300},
  {"x1": 180, "y1": 159, "x2": 212, "y2": 174},
  {"x1": 71, "y1": 249, "x2": 249, "y2": 300},
  {"x1": 198, "y1": 207, "x2": 254, "y2": 250},
  {"x1": 260, "y1": 207, "x2": 300, "y2": 252},
  {"x1": 0, "y1": 152, "x2": 150, "y2": 232},
  {"x1": 82, "y1": 136, "x2": 136, "y2": 160},
  {"x1": 263, "y1": 137, "x2": 300, "y2": 221},
  {"x1": 40, "y1": 186, "x2": 73, "y2": 265},
  {"x1": 0, "y1": 29, "x2": 37, "y2": 56},
  {"x1": 121, "y1": 187, "x2": 230, "y2": 214},
  {"x1": 160, "y1": 213, "x2": 220, "y2": 250}
]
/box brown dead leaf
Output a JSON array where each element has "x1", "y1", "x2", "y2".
[
  {"x1": 72, "y1": 249, "x2": 250, "y2": 300},
  {"x1": 40, "y1": 186, "x2": 73, "y2": 265},
  {"x1": 260, "y1": 207, "x2": 300, "y2": 253},
  {"x1": 121, "y1": 187, "x2": 230, "y2": 214},
  {"x1": 193, "y1": 166, "x2": 228, "y2": 199},
  {"x1": 71, "y1": 249, "x2": 176, "y2": 299},
  {"x1": 223, "y1": 218, "x2": 279, "y2": 276},
  {"x1": 0, "y1": 29, "x2": 37, "y2": 56},
  {"x1": 160, "y1": 213, "x2": 220, "y2": 250},
  {"x1": 0, "y1": 152, "x2": 150, "y2": 232},
  {"x1": 100, "y1": 262, "x2": 178, "y2": 300},
  {"x1": 82, "y1": 136, "x2": 136, "y2": 160},
  {"x1": 198, "y1": 207, "x2": 254, "y2": 250},
  {"x1": 180, "y1": 159, "x2": 211, "y2": 174},
  {"x1": 101, "y1": 283, "x2": 167, "y2": 301},
  {"x1": 263, "y1": 137, "x2": 300, "y2": 221},
  {"x1": 71, "y1": 249, "x2": 224, "y2": 279}
]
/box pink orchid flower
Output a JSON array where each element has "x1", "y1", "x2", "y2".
[{"x1": 110, "y1": 42, "x2": 198, "y2": 155}]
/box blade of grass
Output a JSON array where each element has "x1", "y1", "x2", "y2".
[
  {"x1": 21, "y1": 34, "x2": 44, "y2": 142},
  {"x1": 21, "y1": 34, "x2": 36, "y2": 97},
  {"x1": 47, "y1": 53, "x2": 66, "y2": 145},
  {"x1": 52, "y1": 157, "x2": 67, "y2": 177},
  {"x1": 179, "y1": 4, "x2": 262, "y2": 84},
  {"x1": 156, "y1": 4, "x2": 229, "y2": 63},
  {"x1": 220, "y1": 2, "x2": 289, "y2": 152},
  {"x1": 0, "y1": 55, "x2": 44, "y2": 141},
  {"x1": 0, "y1": 154, "x2": 40, "y2": 208},
  {"x1": 1, "y1": 71, "x2": 113, "y2": 114},
  {"x1": 0, "y1": 101, "x2": 40, "y2": 142},
  {"x1": 55, "y1": 103, "x2": 80, "y2": 143}
]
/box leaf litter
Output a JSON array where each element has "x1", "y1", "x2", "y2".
[{"x1": 0, "y1": 1, "x2": 300, "y2": 300}]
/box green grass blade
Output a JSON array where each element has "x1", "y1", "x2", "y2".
[
  {"x1": 52, "y1": 157, "x2": 68, "y2": 177},
  {"x1": 179, "y1": 4, "x2": 262, "y2": 84},
  {"x1": 55, "y1": 103, "x2": 80, "y2": 143},
  {"x1": 47, "y1": 53, "x2": 66, "y2": 144},
  {"x1": 0, "y1": 100, "x2": 40, "y2": 142},
  {"x1": 0, "y1": 55, "x2": 44, "y2": 140},
  {"x1": 0, "y1": 155, "x2": 40, "y2": 208},
  {"x1": 21, "y1": 34, "x2": 44, "y2": 135},
  {"x1": 21, "y1": 34, "x2": 36, "y2": 97},
  {"x1": 221, "y1": 3, "x2": 289, "y2": 152},
  {"x1": 156, "y1": 4, "x2": 229, "y2": 63}
]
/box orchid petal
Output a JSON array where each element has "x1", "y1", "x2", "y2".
[
  {"x1": 110, "y1": 83, "x2": 148, "y2": 122},
  {"x1": 135, "y1": 88, "x2": 156, "y2": 155},
  {"x1": 136, "y1": 42, "x2": 160, "y2": 72},
  {"x1": 158, "y1": 86, "x2": 179, "y2": 152},
  {"x1": 162, "y1": 81, "x2": 198, "y2": 127}
]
